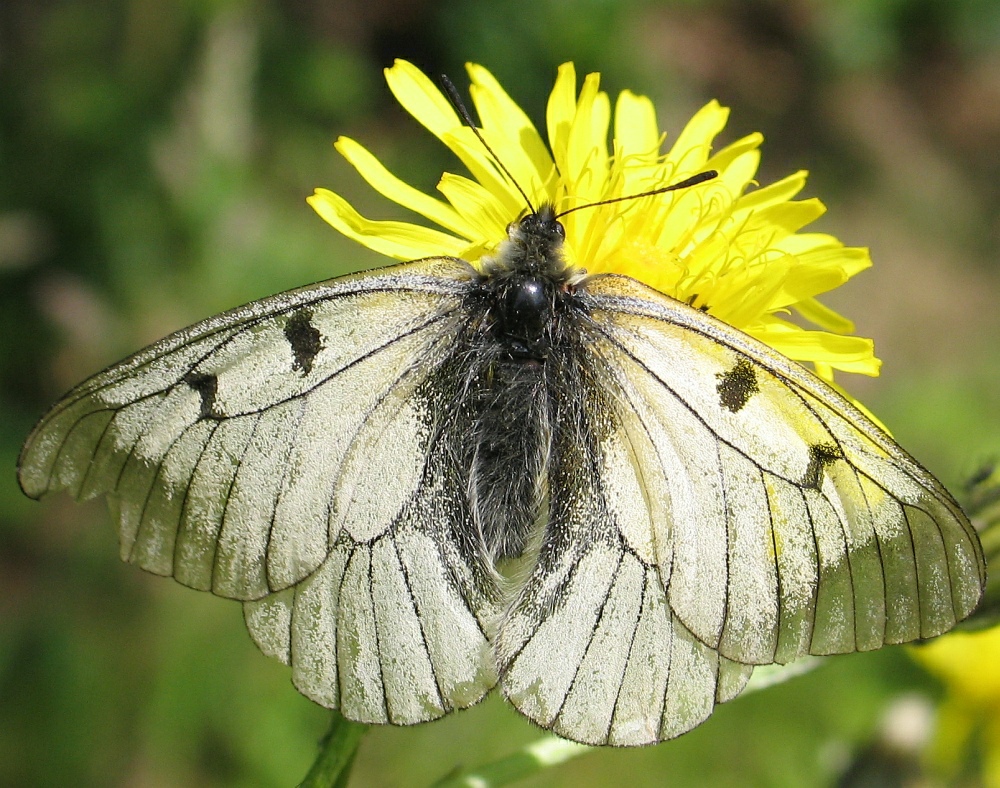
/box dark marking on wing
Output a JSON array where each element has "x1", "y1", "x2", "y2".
[
  {"x1": 716, "y1": 358, "x2": 758, "y2": 413},
  {"x1": 802, "y1": 443, "x2": 842, "y2": 489},
  {"x1": 184, "y1": 372, "x2": 219, "y2": 419},
  {"x1": 284, "y1": 309, "x2": 324, "y2": 374}
]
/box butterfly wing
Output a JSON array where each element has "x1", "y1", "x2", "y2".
[
  {"x1": 243, "y1": 340, "x2": 503, "y2": 723},
  {"x1": 495, "y1": 348, "x2": 754, "y2": 746},
  {"x1": 19, "y1": 257, "x2": 502, "y2": 722},
  {"x1": 497, "y1": 273, "x2": 985, "y2": 745}
]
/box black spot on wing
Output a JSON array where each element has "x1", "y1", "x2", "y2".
[
  {"x1": 716, "y1": 358, "x2": 758, "y2": 413},
  {"x1": 802, "y1": 443, "x2": 842, "y2": 489},
  {"x1": 184, "y1": 372, "x2": 219, "y2": 419},
  {"x1": 284, "y1": 309, "x2": 323, "y2": 374}
]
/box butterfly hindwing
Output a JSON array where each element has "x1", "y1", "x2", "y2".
[
  {"x1": 243, "y1": 436, "x2": 501, "y2": 724},
  {"x1": 495, "y1": 348, "x2": 753, "y2": 745},
  {"x1": 244, "y1": 340, "x2": 505, "y2": 724}
]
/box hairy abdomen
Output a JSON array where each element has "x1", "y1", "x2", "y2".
[{"x1": 468, "y1": 359, "x2": 551, "y2": 563}]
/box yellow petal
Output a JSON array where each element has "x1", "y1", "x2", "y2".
[
  {"x1": 547, "y1": 63, "x2": 578, "y2": 169},
  {"x1": 914, "y1": 627, "x2": 1000, "y2": 703},
  {"x1": 795, "y1": 297, "x2": 857, "y2": 334},
  {"x1": 771, "y1": 266, "x2": 850, "y2": 309},
  {"x1": 735, "y1": 171, "x2": 808, "y2": 213},
  {"x1": 384, "y1": 59, "x2": 459, "y2": 138},
  {"x1": 785, "y1": 242, "x2": 872, "y2": 278},
  {"x1": 613, "y1": 90, "x2": 660, "y2": 160},
  {"x1": 704, "y1": 132, "x2": 764, "y2": 174},
  {"x1": 467, "y1": 62, "x2": 554, "y2": 198},
  {"x1": 439, "y1": 129, "x2": 526, "y2": 216},
  {"x1": 752, "y1": 321, "x2": 881, "y2": 375},
  {"x1": 334, "y1": 137, "x2": 472, "y2": 238},
  {"x1": 666, "y1": 100, "x2": 729, "y2": 173},
  {"x1": 715, "y1": 149, "x2": 761, "y2": 202},
  {"x1": 565, "y1": 73, "x2": 610, "y2": 201},
  {"x1": 386, "y1": 61, "x2": 510, "y2": 200},
  {"x1": 437, "y1": 173, "x2": 510, "y2": 246},
  {"x1": 308, "y1": 189, "x2": 467, "y2": 260},
  {"x1": 747, "y1": 198, "x2": 827, "y2": 238}
]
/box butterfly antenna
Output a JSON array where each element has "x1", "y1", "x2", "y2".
[
  {"x1": 440, "y1": 74, "x2": 536, "y2": 215},
  {"x1": 554, "y1": 170, "x2": 718, "y2": 220}
]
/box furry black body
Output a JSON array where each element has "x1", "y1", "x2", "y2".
[{"x1": 455, "y1": 205, "x2": 589, "y2": 564}]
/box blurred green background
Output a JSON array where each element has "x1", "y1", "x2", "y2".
[{"x1": 3, "y1": 0, "x2": 1000, "y2": 785}]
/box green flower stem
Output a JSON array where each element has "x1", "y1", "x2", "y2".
[
  {"x1": 432, "y1": 736, "x2": 592, "y2": 788},
  {"x1": 298, "y1": 712, "x2": 368, "y2": 788},
  {"x1": 432, "y1": 659, "x2": 822, "y2": 787}
]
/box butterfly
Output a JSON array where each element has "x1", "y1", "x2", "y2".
[{"x1": 19, "y1": 180, "x2": 986, "y2": 747}]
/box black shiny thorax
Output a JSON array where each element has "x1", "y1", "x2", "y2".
[{"x1": 472, "y1": 204, "x2": 583, "y2": 361}]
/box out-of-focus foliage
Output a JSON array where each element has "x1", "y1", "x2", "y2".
[{"x1": 2, "y1": 1, "x2": 999, "y2": 785}]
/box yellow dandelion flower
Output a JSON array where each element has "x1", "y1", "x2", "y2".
[{"x1": 309, "y1": 59, "x2": 880, "y2": 383}]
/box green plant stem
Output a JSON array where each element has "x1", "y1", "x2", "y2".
[
  {"x1": 298, "y1": 712, "x2": 368, "y2": 788},
  {"x1": 431, "y1": 658, "x2": 823, "y2": 787},
  {"x1": 432, "y1": 735, "x2": 591, "y2": 787}
]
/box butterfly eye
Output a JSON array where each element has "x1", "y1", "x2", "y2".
[{"x1": 552, "y1": 221, "x2": 565, "y2": 239}]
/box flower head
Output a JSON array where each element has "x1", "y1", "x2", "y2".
[
  {"x1": 912, "y1": 627, "x2": 1000, "y2": 784},
  {"x1": 309, "y1": 60, "x2": 879, "y2": 382}
]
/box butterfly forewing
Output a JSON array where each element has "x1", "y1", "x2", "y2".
[
  {"x1": 494, "y1": 273, "x2": 983, "y2": 745},
  {"x1": 19, "y1": 257, "x2": 481, "y2": 598},
  {"x1": 583, "y1": 274, "x2": 986, "y2": 667}
]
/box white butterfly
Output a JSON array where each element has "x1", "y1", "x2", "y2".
[{"x1": 19, "y1": 201, "x2": 985, "y2": 746}]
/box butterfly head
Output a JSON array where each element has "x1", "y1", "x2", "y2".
[
  {"x1": 509, "y1": 204, "x2": 564, "y2": 243},
  {"x1": 494, "y1": 203, "x2": 568, "y2": 277}
]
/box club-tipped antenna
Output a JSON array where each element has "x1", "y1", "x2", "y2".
[
  {"x1": 554, "y1": 170, "x2": 719, "y2": 220},
  {"x1": 439, "y1": 74, "x2": 536, "y2": 215}
]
